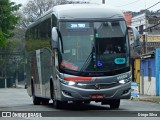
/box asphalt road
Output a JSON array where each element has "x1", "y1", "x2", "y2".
[{"x1": 0, "y1": 88, "x2": 160, "y2": 120}]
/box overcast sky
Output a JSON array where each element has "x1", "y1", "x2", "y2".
[{"x1": 11, "y1": 0, "x2": 160, "y2": 12}]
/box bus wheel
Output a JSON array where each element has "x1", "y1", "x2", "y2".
[
  {"x1": 50, "y1": 80, "x2": 54, "y2": 100},
  {"x1": 42, "y1": 99, "x2": 49, "y2": 105},
  {"x1": 32, "y1": 92, "x2": 41, "y2": 105},
  {"x1": 54, "y1": 99, "x2": 67, "y2": 109},
  {"x1": 73, "y1": 101, "x2": 83, "y2": 104},
  {"x1": 54, "y1": 100, "x2": 62, "y2": 109},
  {"x1": 109, "y1": 99, "x2": 120, "y2": 109},
  {"x1": 84, "y1": 101, "x2": 90, "y2": 104},
  {"x1": 31, "y1": 81, "x2": 41, "y2": 105}
]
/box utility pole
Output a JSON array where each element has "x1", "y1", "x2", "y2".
[
  {"x1": 145, "y1": 1, "x2": 148, "y2": 53},
  {"x1": 142, "y1": 34, "x2": 146, "y2": 54},
  {"x1": 102, "y1": 0, "x2": 105, "y2": 4},
  {"x1": 15, "y1": 62, "x2": 18, "y2": 88},
  {"x1": 4, "y1": 50, "x2": 7, "y2": 88}
]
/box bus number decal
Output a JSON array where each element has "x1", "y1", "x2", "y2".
[
  {"x1": 71, "y1": 23, "x2": 85, "y2": 28},
  {"x1": 114, "y1": 58, "x2": 126, "y2": 64}
]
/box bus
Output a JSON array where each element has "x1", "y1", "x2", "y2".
[{"x1": 25, "y1": 4, "x2": 140, "y2": 109}]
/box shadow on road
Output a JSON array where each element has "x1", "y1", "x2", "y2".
[
  {"x1": 45, "y1": 102, "x2": 111, "y2": 111},
  {"x1": 32, "y1": 103, "x2": 131, "y2": 117}
]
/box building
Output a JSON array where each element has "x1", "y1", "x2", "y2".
[
  {"x1": 131, "y1": 13, "x2": 145, "y2": 35},
  {"x1": 140, "y1": 48, "x2": 160, "y2": 96},
  {"x1": 131, "y1": 11, "x2": 160, "y2": 53},
  {"x1": 123, "y1": 12, "x2": 132, "y2": 26}
]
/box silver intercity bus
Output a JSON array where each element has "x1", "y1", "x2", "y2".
[{"x1": 25, "y1": 4, "x2": 140, "y2": 109}]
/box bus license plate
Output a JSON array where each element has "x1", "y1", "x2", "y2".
[{"x1": 91, "y1": 94, "x2": 104, "y2": 99}]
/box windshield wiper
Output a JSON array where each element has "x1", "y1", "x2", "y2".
[{"x1": 80, "y1": 52, "x2": 92, "y2": 72}]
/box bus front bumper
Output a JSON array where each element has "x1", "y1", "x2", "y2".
[{"x1": 58, "y1": 81, "x2": 131, "y2": 101}]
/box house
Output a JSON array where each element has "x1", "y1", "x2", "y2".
[
  {"x1": 123, "y1": 12, "x2": 132, "y2": 26},
  {"x1": 131, "y1": 11, "x2": 160, "y2": 53}
]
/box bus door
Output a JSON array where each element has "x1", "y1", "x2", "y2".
[{"x1": 40, "y1": 48, "x2": 53, "y2": 98}]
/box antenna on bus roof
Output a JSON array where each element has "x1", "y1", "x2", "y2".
[
  {"x1": 102, "y1": 0, "x2": 105, "y2": 4},
  {"x1": 71, "y1": 0, "x2": 90, "y2": 4}
]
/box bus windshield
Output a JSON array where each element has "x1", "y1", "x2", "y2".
[{"x1": 59, "y1": 21, "x2": 129, "y2": 74}]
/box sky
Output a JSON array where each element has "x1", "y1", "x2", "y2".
[{"x1": 11, "y1": 0, "x2": 160, "y2": 12}]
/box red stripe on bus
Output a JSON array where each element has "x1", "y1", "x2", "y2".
[{"x1": 64, "y1": 77, "x2": 92, "y2": 81}]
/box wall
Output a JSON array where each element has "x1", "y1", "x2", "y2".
[
  {"x1": 131, "y1": 13, "x2": 145, "y2": 33},
  {"x1": 140, "y1": 57, "x2": 156, "y2": 95},
  {"x1": 134, "y1": 58, "x2": 140, "y2": 90},
  {"x1": 155, "y1": 48, "x2": 160, "y2": 96}
]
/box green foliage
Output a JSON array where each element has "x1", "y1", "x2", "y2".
[
  {"x1": 25, "y1": 39, "x2": 51, "y2": 51},
  {"x1": 0, "y1": 0, "x2": 21, "y2": 47},
  {"x1": 0, "y1": 29, "x2": 6, "y2": 47},
  {"x1": 6, "y1": 38, "x2": 20, "y2": 51}
]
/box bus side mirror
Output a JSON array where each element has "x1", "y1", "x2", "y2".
[
  {"x1": 128, "y1": 26, "x2": 140, "y2": 47},
  {"x1": 128, "y1": 26, "x2": 141, "y2": 56},
  {"x1": 52, "y1": 27, "x2": 58, "y2": 49}
]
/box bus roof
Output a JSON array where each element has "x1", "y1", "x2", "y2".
[
  {"x1": 53, "y1": 4, "x2": 124, "y2": 20},
  {"x1": 28, "y1": 4, "x2": 125, "y2": 29}
]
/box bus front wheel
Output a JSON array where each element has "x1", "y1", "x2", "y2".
[
  {"x1": 110, "y1": 99, "x2": 120, "y2": 109},
  {"x1": 54, "y1": 100, "x2": 62, "y2": 109}
]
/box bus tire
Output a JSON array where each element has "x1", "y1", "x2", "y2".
[
  {"x1": 42, "y1": 99, "x2": 49, "y2": 105},
  {"x1": 31, "y1": 80, "x2": 41, "y2": 105},
  {"x1": 50, "y1": 80, "x2": 54, "y2": 100},
  {"x1": 73, "y1": 101, "x2": 83, "y2": 104},
  {"x1": 84, "y1": 101, "x2": 90, "y2": 104},
  {"x1": 54, "y1": 100, "x2": 62, "y2": 109},
  {"x1": 110, "y1": 99, "x2": 120, "y2": 109}
]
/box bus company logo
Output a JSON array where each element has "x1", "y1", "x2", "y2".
[
  {"x1": 95, "y1": 84, "x2": 100, "y2": 90},
  {"x1": 117, "y1": 74, "x2": 127, "y2": 80},
  {"x1": 2, "y1": 112, "x2": 11, "y2": 117}
]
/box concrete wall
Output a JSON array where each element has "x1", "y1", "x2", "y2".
[
  {"x1": 155, "y1": 48, "x2": 160, "y2": 96},
  {"x1": 140, "y1": 76, "x2": 156, "y2": 95},
  {"x1": 140, "y1": 57, "x2": 156, "y2": 95}
]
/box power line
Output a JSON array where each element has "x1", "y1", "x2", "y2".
[
  {"x1": 145, "y1": 1, "x2": 160, "y2": 10},
  {"x1": 143, "y1": 22, "x2": 160, "y2": 32},
  {"x1": 123, "y1": 1, "x2": 160, "y2": 25},
  {"x1": 117, "y1": 0, "x2": 160, "y2": 11},
  {"x1": 116, "y1": 0, "x2": 141, "y2": 7}
]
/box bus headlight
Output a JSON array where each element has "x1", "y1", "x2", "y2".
[
  {"x1": 119, "y1": 80, "x2": 126, "y2": 84},
  {"x1": 59, "y1": 78, "x2": 76, "y2": 86},
  {"x1": 118, "y1": 78, "x2": 131, "y2": 84},
  {"x1": 68, "y1": 81, "x2": 76, "y2": 86}
]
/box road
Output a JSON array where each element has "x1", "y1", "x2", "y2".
[{"x1": 0, "y1": 88, "x2": 160, "y2": 120}]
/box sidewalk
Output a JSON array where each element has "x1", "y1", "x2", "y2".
[
  {"x1": 10, "y1": 80, "x2": 26, "y2": 89},
  {"x1": 12, "y1": 84, "x2": 25, "y2": 89},
  {"x1": 132, "y1": 95, "x2": 160, "y2": 104}
]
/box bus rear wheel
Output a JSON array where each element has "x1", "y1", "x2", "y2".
[
  {"x1": 31, "y1": 82, "x2": 41, "y2": 105},
  {"x1": 33, "y1": 96, "x2": 41, "y2": 105},
  {"x1": 32, "y1": 82, "x2": 49, "y2": 105},
  {"x1": 42, "y1": 99, "x2": 49, "y2": 105},
  {"x1": 110, "y1": 99, "x2": 120, "y2": 109}
]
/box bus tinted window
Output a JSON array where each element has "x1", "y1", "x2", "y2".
[{"x1": 25, "y1": 18, "x2": 52, "y2": 51}]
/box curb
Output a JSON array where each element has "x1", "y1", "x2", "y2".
[{"x1": 131, "y1": 96, "x2": 160, "y2": 104}]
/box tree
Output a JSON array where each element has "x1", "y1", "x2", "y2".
[
  {"x1": 21, "y1": 0, "x2": 90, "y2": 28},
  {"x1": 0, "y1": 0, "x2": 21, "y2": 47},
  {"x1": 22, "y1": 0, "x2": 57, "y2": 22}
]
